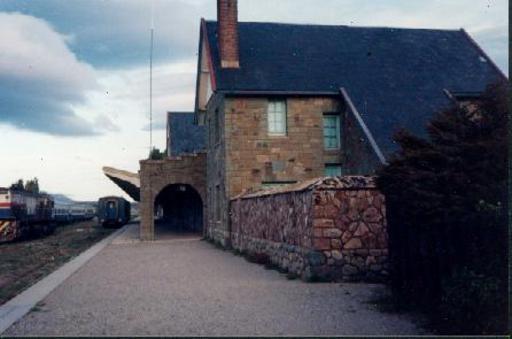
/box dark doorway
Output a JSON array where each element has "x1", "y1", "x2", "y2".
[{"x1": 154, "y1": 184, "x2": 203, "y2": 236}]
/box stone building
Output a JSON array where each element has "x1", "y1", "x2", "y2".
[
  {"x1": 105, "y1": 0, "x2": 504, "y2": 246},
  {"x1": 196, "y1": 0, "x2": 505, "y2": 246}
]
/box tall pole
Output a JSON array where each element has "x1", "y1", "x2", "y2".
[{"x1": 149, "y1": 2, "x2": 154, "y2": 158}]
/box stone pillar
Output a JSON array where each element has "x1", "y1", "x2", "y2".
[{"x1": 139, "y1": 161, "x2": 155, "y2": 241}]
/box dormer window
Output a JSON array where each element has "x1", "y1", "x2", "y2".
[{"x1": 267, "y1": 100, "x2": 287, "y2": 136}]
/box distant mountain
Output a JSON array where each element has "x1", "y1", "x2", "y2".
[{"x1": 51, "y1": 194, "x2": 75, "y2": 205}]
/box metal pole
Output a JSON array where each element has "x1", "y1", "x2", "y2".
[
  {"x1": 149, "y1": 28, "x2": 153, "y2": 157},
  {"x1": 149, "y1": 2, "x2": 154, "y2": 158}
]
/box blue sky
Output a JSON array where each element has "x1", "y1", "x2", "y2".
[{"x1": 0, "y1": 0, "x2": 508, "y2": 200}]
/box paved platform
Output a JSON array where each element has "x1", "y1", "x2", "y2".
[
  {"x1": 0, "y1": 226, "x2": 126, "y2": 334},
  {"x1": 3, "y1": 225, "x2": 428, "y2": 336}
]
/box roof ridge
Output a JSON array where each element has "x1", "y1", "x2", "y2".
[{"x1": 204, "y1": 19, "x2": 462, "y2": 32}]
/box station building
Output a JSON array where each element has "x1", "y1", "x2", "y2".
[{"x1": 105, "y1": 0, "x2": 505, "y2": 245}]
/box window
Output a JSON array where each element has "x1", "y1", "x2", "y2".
[
  {"x1": 324, "y1": 164, "x2": 343, "y2": 177},
  {"x1": 323, "y1": 114, "x2": 341, "y2": 150},
  {"x1": 267, "y1": 100, "x2": 287, "y2": 136}
]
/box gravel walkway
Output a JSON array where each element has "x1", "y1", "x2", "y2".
[{"x1": 4, "y1": 229, "x2": 427, "y2": 336}]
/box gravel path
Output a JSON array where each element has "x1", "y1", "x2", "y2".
[{"x1": 4, "y1": 231, "x2": 427, "y2": 336}]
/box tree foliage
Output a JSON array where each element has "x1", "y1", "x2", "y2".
[
  {"x1": 10, "y1": 177, "x2": 40, "y2": 193},
  {"x1": 149, "y1": 147, "x2": 165, "y2": 160},
  {"x1": 25, "y1": 178, "x2": 40, "y2": 194},
  {"x1": 376, "y1": 81, "x2": 508, "y2": 334}
]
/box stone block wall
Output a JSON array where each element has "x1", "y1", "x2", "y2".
[
  {"x1": 224, "y1": 96, "x2": 342, "y2": 198},
  {"x1": 230, "y1": 176, "x2": 388, "y2": 281}
]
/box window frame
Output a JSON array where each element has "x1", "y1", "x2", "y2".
[
  {"x1": 324, "y1": 163, "x2": 343, "y2": 177},
  {"x1": 323, "y1": 113, "x2": 341, "y2": 150},
  {"x1": 267, "y1": 99, "x2": 287, "y2": 136}
]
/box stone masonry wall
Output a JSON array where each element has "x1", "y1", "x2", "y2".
[
  {"x1": 224, "y1": 97, "x2": 342, "y2": 197},
  {"x1": 230, "y1": 176, "x2": 388, "y2": 281}
]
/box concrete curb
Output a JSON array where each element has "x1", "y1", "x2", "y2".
[{"x1": 0, "y1": 226, "x2": 126, "y2": 335}]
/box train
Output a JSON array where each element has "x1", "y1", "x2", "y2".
[
  {"x1": 0, "y1": 187, "x2": 55, "y2": 243},
  {"x1": 97, "y1": 196, "x2": 131, "y2": 227},
  {"x1": 53, "y1": 206, "x2": 95, "y2": 224},
  {"x1": 0, "y1": 187, "x2": 98, "y2": 243}
]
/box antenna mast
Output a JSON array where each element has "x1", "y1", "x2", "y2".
[{"x1": 149, "y1": 2, "x2": 154, "y2": 157}]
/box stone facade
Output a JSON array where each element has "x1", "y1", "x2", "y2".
[
  {"x1": 206, "y1": 95, "x2": 377, "y2": 246},
  {"x1": 139, "y1": 153, "x2": 207, "y2": 240},
  {"x1": 230, "y1": 176, "x2": 388, "y2": 281}
]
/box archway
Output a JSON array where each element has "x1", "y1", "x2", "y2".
[{"x1": 153, "y1": 184, "x2": 203, "y2": 238}]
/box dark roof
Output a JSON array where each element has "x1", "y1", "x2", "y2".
[
  {"x1": 168, "y1": 112, "x2": 206, "y2": 156},
  {"x1": 204, "y1": 21, "x2": 505, "y2": 156}
]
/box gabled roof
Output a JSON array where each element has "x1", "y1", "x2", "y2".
[
  {"x1": 168, "y1": 112, "x2": 206, "y2": 156},
  {"x1": 203, "y1": 21, "x2": 505, "y2": 157}
]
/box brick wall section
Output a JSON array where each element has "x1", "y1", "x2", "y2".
[
  {"x1": 139, "y1": 153, "x2": 207, "y2": 241},
  {"x1": 217, "y1": 0, "x2": 239, "y2": 68},
  {"x1": 230, "y1": 176, "x2": 388, "y2": 281}
]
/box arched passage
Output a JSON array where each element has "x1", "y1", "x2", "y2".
[{"x1": 154, "y1": 184, "x2": 203, "y2": 236}]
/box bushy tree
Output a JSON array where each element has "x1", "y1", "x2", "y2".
[
  {"x1": 10, "y1": 179, "x2": 24, "y2": 191},
  {"x1": 149, "y1": 147, "x2": 165, "y2": 160},
  {"x1": 25, "y1": 178, "x2": 39, "y2": 194},
  {"x1": 377, "y1": 81, "x2": 508, "y2": 334}
]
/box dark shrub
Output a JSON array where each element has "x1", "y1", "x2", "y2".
[{"x1": 377, "y1": 80, "x2": 508, "y2": 334}]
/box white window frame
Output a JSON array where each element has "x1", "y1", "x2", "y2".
[
  {"x1": 267, "y1": 99, "x2": 287, "y2": 136},
  {"x1": 323, "y1": 114, "x2": 341, "y2": 150}
]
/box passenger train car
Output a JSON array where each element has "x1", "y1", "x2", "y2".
[
  {"x1": 0, "y1": 187, "x2": 55, "y2": 243},
  {"x1": 97, "y1": 196, "x2": 131, "y2": 227},
  {"x1": 53, "y1": 206, "x2": 96, "y2": 224}
]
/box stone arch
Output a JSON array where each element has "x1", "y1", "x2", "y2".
[
  {"x1": 139, "y1": 154, "x2": 207, "y2": 241},
  {"x1": 154, "y1": 183, "x2": 204, "y2": 234}
]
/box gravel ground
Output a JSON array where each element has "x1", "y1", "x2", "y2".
[{"x1": 4, "y1": 232, "x2": 428, "y2": 336}]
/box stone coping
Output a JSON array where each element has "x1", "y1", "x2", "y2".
[{"x1": 231, "y1": 176, "x2": 377, "y2": 200}]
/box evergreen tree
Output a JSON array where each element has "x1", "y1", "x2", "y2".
[{"x1": 376, "y1": 80, "x2": 508, "y2": 334}]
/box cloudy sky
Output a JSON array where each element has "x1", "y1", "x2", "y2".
[{"x1": 0, "y1": 0, "x2": 508, "y2": 201}]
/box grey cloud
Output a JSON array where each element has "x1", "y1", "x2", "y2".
[
  {"x1": 141, "y1": 120, "x2": 167, "y2": 132},
  {"x1": 0, "y1": 12, "x2": 101, "y2": 136},
  {"x1": 94, "y1": 114, "x2": 121, "y2": 132},
  {"x1": 0, "y1": 0, "x2": 215, "y2": 69},
  {"x1": 471, "y1": 26, "x2": 509, "y2": 74}
]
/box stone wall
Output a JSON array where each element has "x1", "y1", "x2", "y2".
[
  {"x1": 230, "y1": 176, "x2": 388, "y2": 281},
  {"x1": 206, "y1": 93, "x2": 231, "y2": 246},
  {"x1": 224, "y1": 96, "x2": 342, "y2": 197},
  {"x1": 139, "y1": 153, "x2": 207, "y2": 241}
]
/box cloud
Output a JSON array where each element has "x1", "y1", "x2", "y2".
[
  {"x1": 0, "y1": 0, "x2": 506, "y2": 74},
  {"x1": 0, "y1": 0, "x2": 210, "y2": 69},
  {"x1": 471, "y1": 25, "x2": 509, "y2": 74},
  {"x1": 0, "y1": 12, "x2": 101, "y2": 135},
  {"x1": 94, "y1": 114, "x2": 120, "y2": 132}
]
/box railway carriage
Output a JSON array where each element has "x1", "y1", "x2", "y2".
[{"x1": 97, "y1": 196, "x2": 131, "y2": 227}]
